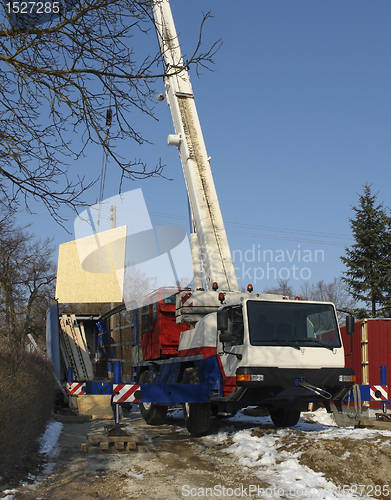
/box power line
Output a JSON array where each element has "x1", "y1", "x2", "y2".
[{"x1": 16, "y1": 206, "x2": 354, "y2": 247}]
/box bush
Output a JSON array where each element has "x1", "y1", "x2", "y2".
[{"x1": 0, "y1": 346, "x2": 55, "y2": 478}]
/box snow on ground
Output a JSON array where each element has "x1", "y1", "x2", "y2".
[
  {"x1": 3, "y1": 410, "x2": 391, "y2": 500},
  {"x1": 38, "y1": 420, "x2": 63, "y2": 461},
  {"x1": 205, "y1": 409, "x2": 391, "y2": 500},
  {"x1": 0, "y1": 420, "x2": 63, "y2": 500},
  {"x1": 0, "y1": 491, "x2": 18, "y2": 500}
]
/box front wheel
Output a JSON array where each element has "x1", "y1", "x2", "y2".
[
  {"x1": 269, "y1": 408, "x2": 301, "y2": 428},
  {"x1": 182, "y1": 367, "x2": 211, "y2": 435},
  {"x1": 138, "y1": 370, "x2": 168, "y2": 425}
]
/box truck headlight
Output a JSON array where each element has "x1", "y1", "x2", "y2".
[{"x1": 236, "y1": 373, "x2": 264, "y2": 382}]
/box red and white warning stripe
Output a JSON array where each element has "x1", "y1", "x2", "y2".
[
  {"x1": 66, "y1": 382, "x2": 86, "y2": 395},
  {"x1": 113, "y1": 384, "x2": 141, "y2": 403},
  {"x1": 370, "y1": 385, "x2": 388, "y2": 401}
]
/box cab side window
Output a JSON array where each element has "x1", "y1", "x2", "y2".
[{"x1": 225, "y1": 306, "x2": 244, "y2": 346}]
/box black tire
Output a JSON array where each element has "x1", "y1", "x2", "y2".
[
  {"x1": 138, "y1": 370, "x2": 168, "y2": 425},
  {"x1": 182, "y1": 367, "x2": 211, "y2": 435},
  {"x1": 269, "y1": 408, "x2": 301, "y2": 428}
]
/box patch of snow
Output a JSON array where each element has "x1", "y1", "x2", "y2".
[
  {"x1": 205, "y1": 408, "x2": 391, "y2": 499},
  {"x1": 37, "y1": 420, "x2": 62, "y2": 476},
  {"x1": 126, "y1": 471, "x2": 144, "y2": 480},
  {"x1": 302, "y1": 407, "x2": 337, "y2": 426},
  {"x1": 38, "y1": 420, "x2": 63, "y2": 458},
  {"x1": 8, "y1": 419, "x2": 62, "y2": 485},
  {"x1": 0, "y1": 489, "x2": 18, "y2": 500},
  {"x1": 300, "y1": 409, "x2": 391, "y2": 440}
]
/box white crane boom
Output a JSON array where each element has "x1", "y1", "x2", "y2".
[{"x1": 152, "y1": 0, "x2": 239, "y2": 292}]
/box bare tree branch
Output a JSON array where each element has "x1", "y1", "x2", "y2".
[{"x1": 0, "y1": 0, "x2": 220, "y2": 220}]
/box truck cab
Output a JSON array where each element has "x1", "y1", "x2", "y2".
[{"x1": 177, "y1": 295, "x2": 355, "y2": 427}]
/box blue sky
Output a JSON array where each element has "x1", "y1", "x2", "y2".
[{"x1": 15, "y1": 0, "x2": 391, "y2": 294}]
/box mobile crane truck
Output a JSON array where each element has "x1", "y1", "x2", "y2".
[{"x1": 111, "y1": 0, "x2": 356, "y2": 435}]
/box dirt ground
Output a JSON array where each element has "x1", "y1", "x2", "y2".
[
  {"x1": 2, "y1": 409, "x2": 391, "y2": 500},
  {"x1": 1, "y1": 410, "x2": 272, "y2": 500}
]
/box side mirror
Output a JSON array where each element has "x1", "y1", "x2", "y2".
[
  {"x1": 217, "y1": 309, "x2": 228, "y2": 331},
  {"x1": 346, "y1": 315, "x2": 355, "y2": 336},
  {"x1": 219, "y1": 332, "x2": 232, "y2": 344}
]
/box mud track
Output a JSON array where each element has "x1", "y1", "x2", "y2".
[{"x1": 4, "y1": 409, "x2": 391, "y2": 500}]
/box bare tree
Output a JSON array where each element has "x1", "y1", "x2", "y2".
[
  {"x1": 123, "y1": 265, "x2": 158, "y2": 310},
  {"x1": 20, "y1": 238, "x2": 56, "y2": 344},
  {"x1": 300, "y1": 277, "x2": 355, "y2": 323},
  {"x1": 0, "y1": 205, "x2": 56, "y2": 346},
  {"x1": 264, "y1": 278, "x2": 295, "y2": 298},
  {"x1": 0, "y1": 0, "x2": 220, "y2": 219},
  {"x1": 263, "y1": 277, "x2": 355, "y2": 324}
]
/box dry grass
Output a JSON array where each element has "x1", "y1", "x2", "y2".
[{"x1": 0, "y1": 346, "x2": 55, "y2": 480}]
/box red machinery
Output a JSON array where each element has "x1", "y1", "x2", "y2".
[
  {"x1": 340, "y1": 318, "x2": 391, "y2": 409},
  {"x1": 141, "y1": 288, "x2": 190, "y2": 360}
]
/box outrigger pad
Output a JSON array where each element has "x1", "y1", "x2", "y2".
[{"x1": 332, "y1": 410, "x2": 359, "y2": 428}]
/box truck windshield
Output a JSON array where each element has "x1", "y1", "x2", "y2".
[{"x1": 247, "y1": 301, "x2": 341, "y2": 349}]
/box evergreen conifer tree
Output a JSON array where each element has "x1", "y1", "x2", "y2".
[{"x1": 341, "y1": 183, "x2": 391, "y2": 317}]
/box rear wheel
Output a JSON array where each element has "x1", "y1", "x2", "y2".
[
  {"x1": 139, "y1": 370, "x2": 168, "y2": 425},
  {"x1": 182, "y1": 367, "x2": 211, "y2": 435},
  {"x1": 269, "y1": 408, "x2": 301, "y2": 428}
]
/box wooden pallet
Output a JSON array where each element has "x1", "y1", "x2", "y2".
[{"x1": 81, "y1": 430, "x2": 151, "y2": 454}]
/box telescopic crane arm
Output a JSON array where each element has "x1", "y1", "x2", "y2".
[{"x1": 152, "y1": 0, "x2": 239, "y2": 292}]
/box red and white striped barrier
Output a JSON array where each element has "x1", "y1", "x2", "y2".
[
  {"x1": 66, "y1": 382, "x2": 86, "y2": 395},
  {"x1": 370, "y1": 385, "x2": 388, "y2": 401},
  {"x1": 113, "y1": 384, "x2": 141, "y2": 403}
]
